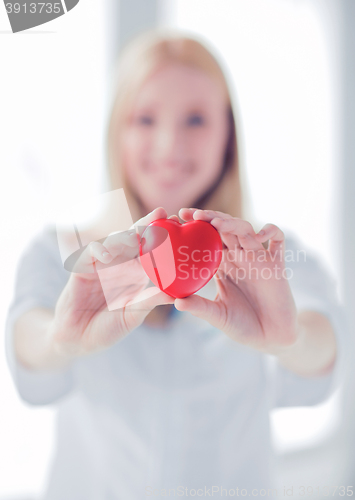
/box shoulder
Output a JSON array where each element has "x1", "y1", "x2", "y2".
[
  {"x1": 23, "y1": 224, "x2": 62, "y2": 265},
  {"x1": 9, "y1": 227, "x2": 72, "y2": 320},
  {"x1": 37, "y1": 224, "x2": 97, "y2": 256},
  {"x1": 17, "y1": 225, "x2": 72, "y2": 284}
]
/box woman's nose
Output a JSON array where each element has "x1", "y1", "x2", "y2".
[{"x1": 154, "y1": 125, "x2": 184, "y2": 165}]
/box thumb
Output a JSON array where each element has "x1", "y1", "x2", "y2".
[
  {"x1": 116, "y1": 286, "x2": 175, "y2": 335},
  {"x1": 174, "y1": 294, "x2": 221, "y2": 326},
  {"x1": 125, "y1": 286, "x2": 175, "y2": 313}
]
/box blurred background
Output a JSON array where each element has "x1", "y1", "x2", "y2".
[{"x1": 0, "y1": 0, "x2": 354, "y2": 498}]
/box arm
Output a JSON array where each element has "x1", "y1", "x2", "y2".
[
  {"x1": 175, "y1": 208, "x2": 344, "y2": 387},
  {"x1": 13, "y1": 308, "x2": 77, "y2": 372},
  {"x1": 264, "y1": 310, "x2": 337, "y2": 377},
  {"x1": 11, "y1": 208, "x2": 177, "y2": 376}
]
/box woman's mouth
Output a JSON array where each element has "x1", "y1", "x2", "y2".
[
  {"x1": 146, "y1": 162, "x2": 196, "y2": 190},
  {"x1": 156, "y1": 175, "x2": 191, "y2": 190}
]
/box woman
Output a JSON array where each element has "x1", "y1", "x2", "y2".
[{"x1": 5, "y1": 31, "x2": 346, "y2": 499}]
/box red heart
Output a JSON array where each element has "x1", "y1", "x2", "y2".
[{"x1": 139, "y1": 218, "x2": 223, "y2": 298}]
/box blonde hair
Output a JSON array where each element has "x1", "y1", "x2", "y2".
[{"x1": 105, "y1": 30, "x2": 246, "y2": 224}]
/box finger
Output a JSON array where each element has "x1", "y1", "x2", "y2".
[
  {"x1": 218, "y1": 229, "x2": 242, "y2": 250},
  {"x1": 255, "y1": 223, "x2": 285, "y2": 258},
  {"x1": 193, "y1": 209, "x2": 234, "y2": 222},
  {"x1": 178, "y1": 208, "x2": 241, "y2": 248},
  {"x1": 123, "y1": 287, "x2": 175, "y2": 317},
  {"x1": 188, "y1": 210, "x2": 257, "y2": 248},
  {"x1": 210, "y1": 217, "x2": 263, "y2": 251},
  {"x1": 168, "y1": 214, "x2": 180, "y2": 223},
  {"x1": 102, "y1": 207, "x2": 170, "y2": 266},
  {"x1": 174, "y1": 294, "x2": 222, "y2": 328},
  {"x1": 178, "y1": 207, "x2": 233, "y2": 222},
  {"x1": 95, "y1": 256, "x2": 150, "y2": 309},
  {"x1": 73, "y1": 229, "x2": 144, "y2": 275},
  {"x1": 217, "y1": 255, "x2": 245, "y2": 284},
  {"x1": 130, "y1": 207, "x2": 168, "y2": 238},
  {"x1": 178, "y1": 207, "x2": 200, "y2": 221},
  {"x1": 106, "y1": 287, "x2": 175, "y2": 337},
  {"x1": 102, "y1": 229, "x2": 139, "y2": 258},
  {"x1": 103, "y1": 208, "x2": 169, "y2": 261},
  {"x1": 71, "y1": 241, "x2": 114, "y2": 274},
  {"x1": 73, "y1": 208, "x2": 170, "y2": 274},
  {"x1": 89, "y1": 242, "x2": 113, "y2": 262}
]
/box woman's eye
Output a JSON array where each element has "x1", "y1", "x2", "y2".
[
  {"x1": 137, "y1": 115, "x2": 154, "y2": 126},
  {"x1": 186, "y1": 114, "x2": 205, "y2": 127}
]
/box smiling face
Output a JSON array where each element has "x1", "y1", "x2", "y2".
[{"x1": 121, "y1": 63, "x2": 230, "y2": 217}]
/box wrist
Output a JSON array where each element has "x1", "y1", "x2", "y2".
[
  {"x1": 271, "y1": 321, "x2": 307, "y2": 364},
  {"x1": 258, "y1": 320, "x2": 306, "y2": 359},
  {"x1": 43, "y1": 321, "x2": 79, "y2": 370},
  {"x1": 265, "y1": 311, "x2": 337, "y2": 377}
]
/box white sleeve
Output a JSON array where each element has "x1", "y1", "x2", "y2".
[
  {"x1": 4, "y1": 227, "x2": 75, "y2": 406},
  {"x1": 270, "y1": 233, "x2": 349, "y2": 408}
]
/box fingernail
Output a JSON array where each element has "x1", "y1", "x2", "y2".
[{"x1": 102, "y1": 251, "x2": 110, "y2": 257}]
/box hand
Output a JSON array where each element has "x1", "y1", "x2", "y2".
[
  {"x1": 48, "y1": 207, "x2": 175, "y2": 359},
  {"x1": 174, "y1": 208, "x2": 299, "y2": 354}
]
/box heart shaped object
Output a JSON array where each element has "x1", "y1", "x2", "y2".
[{"x1": 139, "y1": 218, "x2": 223, "y2": 298}]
